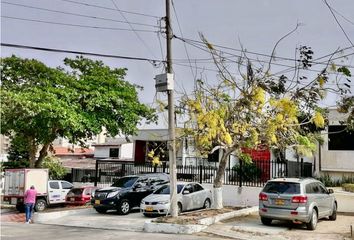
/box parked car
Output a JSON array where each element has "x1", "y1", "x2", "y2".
[
  {"x1": 65, "y1": 186, "x2": 98, "y2": 205},
  {"x1": 92, "y1": 173, "x2": 169, "y2": 215},
  {"x1": 140, "y1": 182, "x2": 212, "y2": 216},
  {"x1": 259, "y1": 178, "x2": 337, "y2": 230}
]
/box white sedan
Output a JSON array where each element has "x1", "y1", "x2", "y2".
[{"x1": 140, "y1": 182, "x2": 212, "y2": 216}]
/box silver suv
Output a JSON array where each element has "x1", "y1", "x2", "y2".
[{"x1": 259, "y1": 178, "x2": 337, "y2": 230}]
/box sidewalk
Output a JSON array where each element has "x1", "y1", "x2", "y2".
[{"x1": 334, "y1": 188, "x2": 354, "y2": 213}]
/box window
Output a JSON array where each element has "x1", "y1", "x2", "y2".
[
  {"x1": 184, "y1": 184, "x2": 194, "y2": 194},
  {"x1": 318, "y1": 184, "x2": 328, "y2": 194},
  {"x1": 49, "y1": 182, "x2": 59, "y2": 189},
  {"x1": 194, "y1": 184, "x2": 204, "y2": 192},
  {"x1": 328, "y1": 125, "x2": 354, "y2": 150},
  {"x1": 263, "y1": 182, "x2": 300, "y2": 194},
  {"x1": 305, "y1": 183, "x2": 314, "y2": 194},
  {"x1": 109, "y1": 148, "x2": 120, "y2": 158},
  {"x1": 61, "y1": 181, "x2": 73, "y2": 189}
]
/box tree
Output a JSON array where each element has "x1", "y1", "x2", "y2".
[
  {"x1": 180, "y1": 35, "x2": 351, "y2": 209},
  {"x1": 41, "y1": 156, "x2": 67, "y2": 180},
  {"x1": 1, "y1": 55, "x2": 156, "y2": 168}
]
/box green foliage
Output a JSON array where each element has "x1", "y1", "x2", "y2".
[
  {"x1": 232, "y1": 162, "x2": 262, "y2": 182},
  {"x1": 342, "y1": 183, "x2": 354, "y2": 193},
  {"x1": 316, "y1": 173, "x2": 354, "y2": 187},
  {"x1": 1, "y1": 55, "x2": 157, "y2": 167},
  {"x1": 6, "y1": 134, "x2": 30, "y2": 165},
  {"x1": 41, "y1": 156, "x2": 67, "y2": 180}
]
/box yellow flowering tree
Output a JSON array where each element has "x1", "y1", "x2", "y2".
[{"x1": 180, "y1": 37, "x2": 350, "y2": 209}]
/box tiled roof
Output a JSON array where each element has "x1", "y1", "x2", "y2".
[{"x1": 53, "y1": 147, "x2": 94, "y2": 156}]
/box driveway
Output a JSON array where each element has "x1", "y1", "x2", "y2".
[
  {"x1": 37, "y1": 207, "x2": 148, "y2": 232},
  {"x1": 203, "y1": 211, "x2": 354, "y2": 240}
]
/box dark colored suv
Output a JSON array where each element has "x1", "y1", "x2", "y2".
[{"x1": 93, "y1": 173, "x2": 169, "y2": 215}]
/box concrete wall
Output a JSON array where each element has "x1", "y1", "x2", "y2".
[
  {"x1": 94, "y1": 143, "x2": 133, "y2": 159},
  {"x1": 120, "y1": 143, "x2": 133, "y2": 159},
  {"x1": 203, "y1": 183, "x2": 262, "y2": 207}
]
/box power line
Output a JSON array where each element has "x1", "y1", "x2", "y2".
[
  {"x1": 323, "y1": 0, "x2": 354, "y2": 49},
  {"x1": 175, "y1": 35, "x2": 354, "y2": 67},
  {"x1": 1, "y1": 43, "x2": 165, "y2": 63},
  {"x1": 2, "y1": 16, "x2": 157, "y2": 33},
  {"x1": 171, "y1": 0, "x2": 196, "y2": 82},
  {"x1": 59, "y1": 0, "x2": 160, "y2": 19},
  {"x1": 110, "y1": 0, "x2": 157, "y2": 58},
  {"x1": 2, "y1": 1, "x2": 159, "y2": 29}
]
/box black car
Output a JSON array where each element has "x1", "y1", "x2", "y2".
[{"x1": 93, "y1": 173, "x2": 169, "y2": 215}]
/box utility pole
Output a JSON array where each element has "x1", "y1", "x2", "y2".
[{"x1": 166, "y1": 0, "x2": 178, "y2": 217}]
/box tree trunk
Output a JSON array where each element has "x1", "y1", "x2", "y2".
[
  {"x1": 28, "y1": 138, "x2": 37, "y2": 168},
  {"x1": 212, "y1": 149, "x2": 232, "y2": 209},
  {"x1": 35, "y1": 143, "x2": 50, "y2": 168}
]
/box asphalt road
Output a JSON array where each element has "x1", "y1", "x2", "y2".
[{"x1": 1, "y1": 222, "x2": 225, "y2": 240}]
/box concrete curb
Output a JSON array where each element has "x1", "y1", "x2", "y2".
[
  {"x1": 143, "y1": 206, "x2": 259, "y2": 234},
  {"x1": 198, "y1": 206, "x2": 259, "y2": 225},
  {"x1": 33, "y1": 208, "x2": 91, "y2": 222},
  {"x1": 143, "y1": 219, "x2": 208, "y2": 234}
]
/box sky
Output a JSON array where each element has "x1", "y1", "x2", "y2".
[{"x1": 1, "y1": 0, "x2": 354, "y2": 128}]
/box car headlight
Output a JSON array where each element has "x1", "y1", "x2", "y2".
[
  {"x1": 107, "y1": 191, "x2": 119, "y2": 198},
  {"x1": 157, "y1": 201, "x2": 169, "y2": 204}
]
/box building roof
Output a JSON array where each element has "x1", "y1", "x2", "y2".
[{"x1": 53, "y1": 147, "x2": 94, "y2": 156}]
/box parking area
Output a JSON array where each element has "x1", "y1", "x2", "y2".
[
  {"x1": 38, "y1": 207, "x2": 148, "y2": 232},
  {"x1": 204, "y1": 211, "x2": 354, "y2": 240}
]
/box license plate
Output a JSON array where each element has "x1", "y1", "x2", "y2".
[
  {"x1": 70, "y1": 198, "x2": 75, "y2": 202},
  {"x1": 275, "y1": 199, "x2": 285, "y2": 205},
  {"x1": 95, "y1": 200, "x2": 100, "y2": 205},
  {"x1": 145, "y1": 206, "x2": 153, "y2": 212}
]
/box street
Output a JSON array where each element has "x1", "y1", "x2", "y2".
[{"x1": 0, "y1": 222, "x2": 224, "y2": 240}]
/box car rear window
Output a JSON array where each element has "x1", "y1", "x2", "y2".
[
  {"x1": 263, "y1": 182, "x2": 300, "y2": 194},
  {"x1": 68, "y1": 188, "x2": 84, "y2": 195}
]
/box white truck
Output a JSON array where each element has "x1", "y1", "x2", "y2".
[{"x1": 3, "y1": 168, "x2": 73, "y2": 212}]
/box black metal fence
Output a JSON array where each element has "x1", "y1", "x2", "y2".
[{"x1": 71, "y1": 159, "x2": 312, "y2": 188}]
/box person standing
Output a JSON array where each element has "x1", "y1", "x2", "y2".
[{"x1": 24, "y1": 185, "x2": 37, "y2": 224}]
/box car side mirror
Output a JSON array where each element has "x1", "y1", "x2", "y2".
[
  {"x1": 327, "y1": 189, "x2": 334, "y2": 194},
  {"x1": 183, "y1": 190, "x2": 190, "y2": 195},
  {"x1": 134, "y1": 183, "x2": 143, "y2": 190}
]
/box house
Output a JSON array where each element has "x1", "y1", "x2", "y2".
[
  {"x1": 314, "y1": 108, "x2": 354, "y2": 179},
  {"x1": 92, "y1": 137, "x2": 133, "y2": 161}
]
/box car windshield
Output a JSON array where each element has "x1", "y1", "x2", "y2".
[
  {"x1": 263, "y1": 182, "x2": 300, "y2": 194},
  {"x1": 154, "y1": 184, "x2": 184, "y2": 194},
  {"x1": 111, "y1": 177, "x2": 138, "y2": 188}
]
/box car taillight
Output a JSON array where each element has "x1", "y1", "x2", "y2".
[
  {"x1": 259, "y1": 192, "x2": 268, "y2": 201},
  {"x1": 291, "y1": 196, "x2": 307, "y2": 203}
]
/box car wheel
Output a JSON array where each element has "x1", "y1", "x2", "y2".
[
  {"x1": 306, "y1": 209, "x2": 318, "y2": 230},
  {"x1": 177, "y1": 202, "x2": 182, "y2": 214},
  {"x1": 94, "y1": 207, "x2": 107, "y2": 214},
  {"x1": 203, "y1": 199, "x2": 211, "y2": 209},
  {"x1": 34, "y1": 199, "x2": 47, "y2": 212},
  {"x1": 260, "y1": 217, "x2": 272, "y2": 225},
  {"x1": 329, "y1": 203, "x2": 337, "y2": 221},
  {"x1": 117, "y1": 199, "x2": 130, "y2": 215}
]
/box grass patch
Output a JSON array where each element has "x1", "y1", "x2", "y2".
[{"x1": 342, "y1": 183, "x2": 354, "y2": 193}]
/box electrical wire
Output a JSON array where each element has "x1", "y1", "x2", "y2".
[
  {"x1": 2, "y1": 2, "x2": 159, "y2": 29},
  {"x1": 110, "y1": 0, "x2": 158, "y2": 58},
  {"x1": 323, "y1": 0, "x2": 354, "y2": 49},
  {"x1": 59, "y1": 0, "x2": 160, "y2": 19},
  {"x1": 171, "y1": 0, "x2": 197, "y2": 82},
  {"x1": 2, "y1": 16, "x2": 158, "y2": 33},
  {"x1": 1, "y1": 43, "x2": 165, "y2": 64}
]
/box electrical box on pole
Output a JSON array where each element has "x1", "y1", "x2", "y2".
[{"x1": 155, "y1": 73, "x2": 174, "y2": 92}]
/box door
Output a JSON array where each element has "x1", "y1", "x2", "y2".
[
  {"x1": 312, "y1": 183, "x2": 327, "y2": 217},
  {"x1": 60, "y1": 181, "x2": 73, "y2": 202},
  {"x1": 48, "y1": 181, "x2": 62, "y2": 204},
  {"x1": 130, "y1": 177, "x2": 151, "y2": 207},
  {"x1": 181, "y1": 184, "x2": 194, "y2": 211},
  {"x1": 318, "y1": 183, "x2": 332, "y2": 216}
]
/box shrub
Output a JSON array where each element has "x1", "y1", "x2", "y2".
[
  {"x1": 342, "y1": 183, "x2": 354, "y2": 193},
  {"x1": 41, "y1": 156, "x2": 67, "y2": 180}
]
